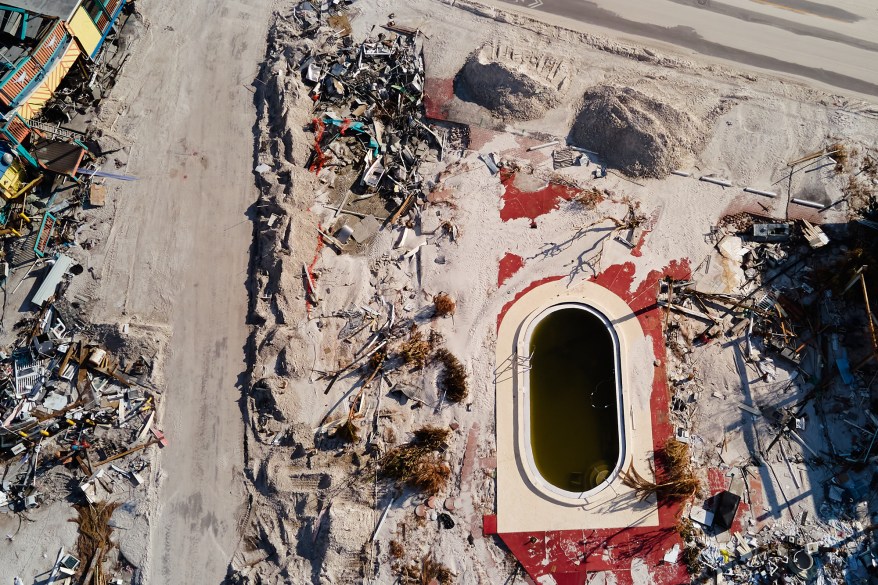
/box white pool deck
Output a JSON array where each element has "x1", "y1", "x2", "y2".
[{"x1": 495, "y1": 279, "x2": 659, "y2": 532}]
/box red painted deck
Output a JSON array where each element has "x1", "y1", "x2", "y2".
[{"x1": 494, "y1": 259, "x2": 694, "y2": 584}]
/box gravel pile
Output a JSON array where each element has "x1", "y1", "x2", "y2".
[
  {"x1": 570, "y1": 85, "x2": 707, "y2": 178},
  {"x1": 455, "y1": 54, "x2": 559, "y2": 122}
]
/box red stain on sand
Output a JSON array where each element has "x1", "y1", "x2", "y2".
[
  {"x1": 305, "y1": 219, "x2": 325, "y2": 315},
  {"x1": 497, "y1": 253, "x2": 525, "y2": 288},
  {"x1": 495, "y1": 259, "x2": 694, "y2": 584},
  {"x1": 424, "y1": 77, "x2": 453, "y2": 120},
  {"x1": 499, "y1": 170, "x2": 581, "y2": 222}
]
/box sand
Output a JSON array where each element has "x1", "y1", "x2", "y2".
[
  {"x1": 569, "y1": 85, "x2": 709, "y2": 178},
  {"x1": 229, "y1": 0, "x2": 876, "y2": 583}
]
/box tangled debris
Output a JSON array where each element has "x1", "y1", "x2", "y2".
[
  {"x1": 659, "y1": 178, "x2": 878, "y2": 582},
  {"x1": 300, "y1": 16, "x2": 443, "y2": 226}
]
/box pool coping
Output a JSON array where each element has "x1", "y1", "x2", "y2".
[
  {"x1": 495, "y1": 278, "x2": 659, "y2": 532},
  {"x1": 517, "y1": 302, "x2": 627, "y2": 503}
]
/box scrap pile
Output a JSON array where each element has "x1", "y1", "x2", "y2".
[
  {"x1": 657, "y1": 211, "x2": 878, "y2": 583},
  {"x1": 0, "y1": 5, "x2": 160, "y2": 581},
  {"x1": 298, "y1": 4, "x2": 446, "y2": 229},
  {"x1": 0, "y1": 322, "x2": 164, "y2": 512}
]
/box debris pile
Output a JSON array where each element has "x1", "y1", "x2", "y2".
[
  {"x1": 570, "y1": 85, "x2": 707, "y2": 178},
  {"x1": 300, "y1": 17, "x2": 445, "y2": 228},
  {"x1": 0, "y1": 325, "x2": 164, "y2": 510},
  {"x1": 658, "y1": 204, "x2": 878, "y2": 583}
]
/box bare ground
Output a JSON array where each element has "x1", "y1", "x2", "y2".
[{"x1": 82, "y1": 0, "x2": 274, "y2": 582}]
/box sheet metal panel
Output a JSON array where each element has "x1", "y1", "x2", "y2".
[
  {"x1": 31, "y1": 253, "x2": 75, "y2": 307},
  {"x1": 68, "y1": 5, "x2": 99, "y2": 56}
]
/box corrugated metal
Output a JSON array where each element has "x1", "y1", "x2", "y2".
[
  {"x1": 17, "y1": 40, "x2": 80, "y2": 120},
  {"x1": 4, "y1": 116, "x2": 31, "y2": 144},
  {"x1": 106, "y1": 0, "x2": 122, "y2": 18},
  {"x1": 34, "y1": 22, "x2": 66, "y2": 66},
  {"x1": 0, "y1": 59, "x2": 41, "y2": 106},
  {"x1": 31, "y1": 136, "x2": 85, "y2": 175}
]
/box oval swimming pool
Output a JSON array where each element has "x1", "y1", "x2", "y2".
[{"x1": 524, "y1": 303, "x2": 624, "y2": 497}]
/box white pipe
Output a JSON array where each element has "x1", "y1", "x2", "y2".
[
  {"x1": 744, "y1": 187, "x2": 777, "y2": 198},
  {"x1": 527, "y1": 140, "x2": 559, "y2": 151},
  {"x1": 699, "y1": 176, "x2": 733, "y2": 187},
  {"x1": 791, "y1": 198, "x2": 825, "y2": 209},
  {"x1": 370, "y1": 496, "x2": 396, "y2": 542}
]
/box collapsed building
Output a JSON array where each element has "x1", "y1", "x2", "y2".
[{"x1": 0, "y1": 2, "x2": 160, "y2": 583}]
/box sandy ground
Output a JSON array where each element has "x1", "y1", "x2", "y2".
[
  {"x1": 81, "y1": 0, "x2": 273, "y2": 582},
  {"x1": 229, "y1": 0, "x2": 878, "y2": 583},
  {"x1": 481, "y1": 0, "x2": 878, "y2": 100},
  {"x1": 5, "y1": 0, "x2": 872, "y2": 582}
]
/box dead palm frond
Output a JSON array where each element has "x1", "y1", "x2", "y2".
[{"x1": 621, "y1": 439, "x2": 699, "y2": 503}]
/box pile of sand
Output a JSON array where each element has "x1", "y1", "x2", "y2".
[
  {"x1": 570, "y1": 85, "x2": 707, "y2": 178},
  {"x1": 455, "y1": 53, "x2": 560, "y2": 122}
]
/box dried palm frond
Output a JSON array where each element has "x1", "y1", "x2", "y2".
[
  {"x1": 621, "y1": 439, "x2": 699, "y2": 503},
  {"x1": 434, "y1": 348, "x2": 467, "y2": 403},
  {"x1": 380, "y1": 426, "x2": 452, "y2": 494},
  {"x1": 433, "y1": 293, "x2": 456, "y2": 318},
  {"x1": 400, "y1": 329, "x2": 432, "y2": 367}
]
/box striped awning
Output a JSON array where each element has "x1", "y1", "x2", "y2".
[{"x1": 16, "y1": 40, "x2": 81, "y2": 121}]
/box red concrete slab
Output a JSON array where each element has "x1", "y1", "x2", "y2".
[
  {"x1": 749, "y1": 475, "x2": 768, "y2": 530},
  {"x1": 499, "y1": 169, "x2": 583, "y2": 223}
]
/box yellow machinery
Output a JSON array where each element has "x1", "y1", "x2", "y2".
[{"x1": 0, "y1": 149, "x2": 43, "y2": 201}]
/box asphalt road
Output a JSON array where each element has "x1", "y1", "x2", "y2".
[{"x1": 489, "y1": 0, "x2": 878, "y2": 97}]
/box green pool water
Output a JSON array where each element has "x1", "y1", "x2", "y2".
[{"x1": 528, "y1": 306, "x2": 620, "y2": 492}]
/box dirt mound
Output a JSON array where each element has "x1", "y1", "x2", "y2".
[
  {"x1": 570, "y1": 85, "x2": 707, "y2": 178},
  {"x1": 455, "y1": 55, "x2": 559, "y2": 121}
]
